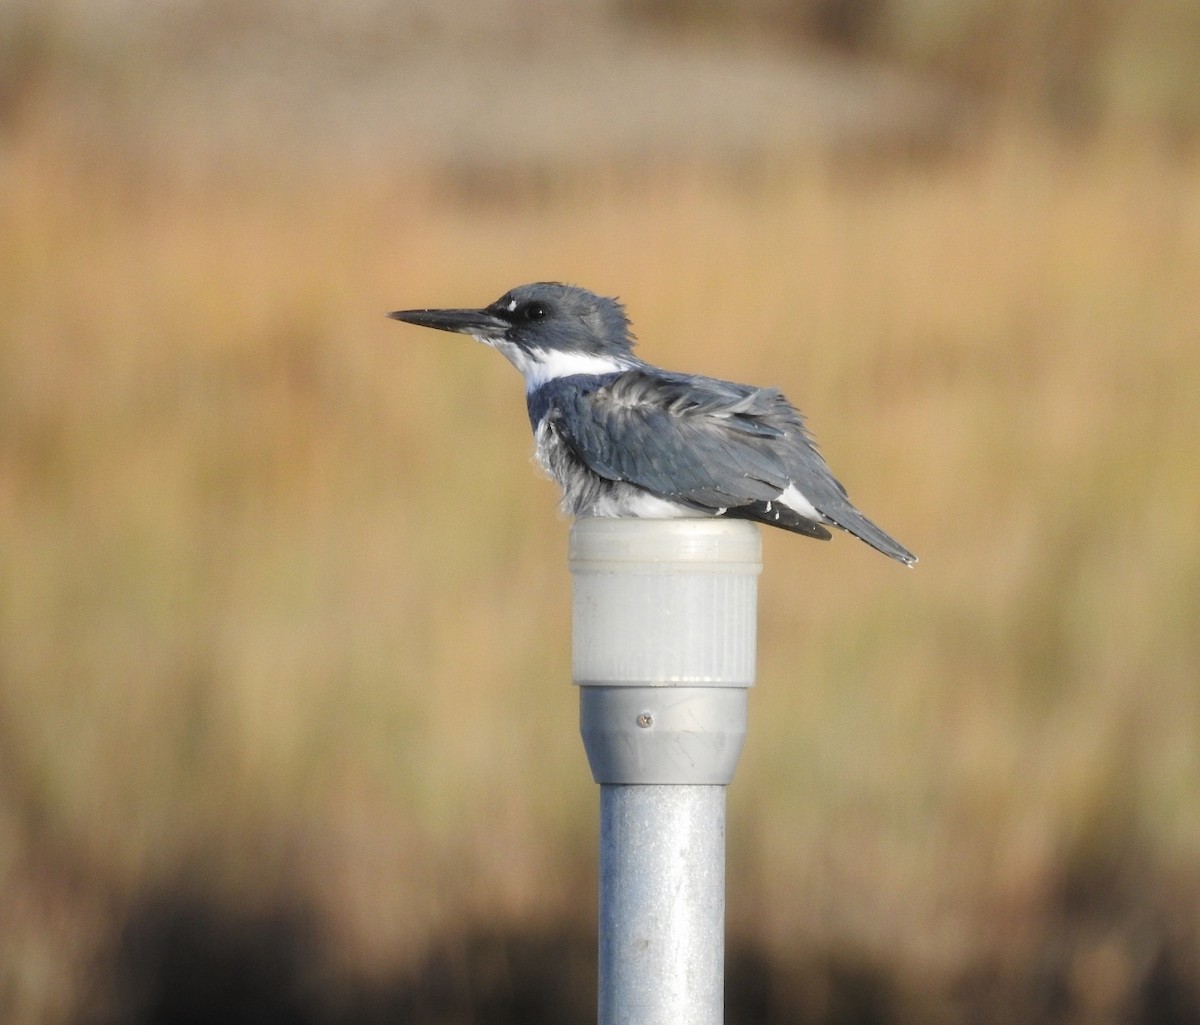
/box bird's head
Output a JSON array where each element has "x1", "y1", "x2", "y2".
[{"x1": 389, "y1": 282, "x2": 637, "y2": 389}]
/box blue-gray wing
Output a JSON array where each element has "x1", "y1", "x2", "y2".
[{"x1": 542, "y1": 369, "x2": 840, "y2": 538}]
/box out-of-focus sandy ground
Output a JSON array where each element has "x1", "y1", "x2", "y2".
[{"x1": 2, "y1": 2, "x2": 1199, "y2": 1022}]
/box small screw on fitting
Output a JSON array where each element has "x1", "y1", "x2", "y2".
[{"x1": 636, "y1": 712, "x2": 654, "y2": 729}]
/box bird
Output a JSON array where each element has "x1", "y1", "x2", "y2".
[{"x1": 388, "y1": 282, "x2": 916, "y2": 566}]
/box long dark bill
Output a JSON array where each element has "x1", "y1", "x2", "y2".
[{"x1": 387, "y1": 308, "x2": 509, "y2": 335}]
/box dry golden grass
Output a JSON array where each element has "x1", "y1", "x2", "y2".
[{"x1": 2, "y1": 114, "x2": 1199, "y2": 1021}]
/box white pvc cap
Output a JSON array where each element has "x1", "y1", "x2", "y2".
[{"x1": 569, "y1": 518, "x2": 762, "y2": 687}]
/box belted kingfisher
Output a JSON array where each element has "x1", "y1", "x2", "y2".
[{"x1": 389, "y1": 282, "x2": 916, "y2": 565}]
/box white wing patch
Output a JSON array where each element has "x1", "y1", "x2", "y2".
[{"x1": 779, "y1": 484, "x2": 823, "y2": 522}]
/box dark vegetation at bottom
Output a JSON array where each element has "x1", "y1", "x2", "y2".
[{"x1": 90, "y1": 888, "x2": 1200, "y2": 1025}]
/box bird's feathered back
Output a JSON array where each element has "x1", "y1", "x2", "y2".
[
  {"x1": 531, "y1": 369, "x2": 813, "y2": 510},
  {"x1": 528, "y1": 366, "x2": 917, "y2": 564}
]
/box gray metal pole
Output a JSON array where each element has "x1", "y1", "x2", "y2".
[{"x1": 570, "y1": 518, "x2": 761, "y2": 1025}]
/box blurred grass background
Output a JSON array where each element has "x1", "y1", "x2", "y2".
[{"x1": 2, "y1": 1, "x2": 1199, "y2": 1022}]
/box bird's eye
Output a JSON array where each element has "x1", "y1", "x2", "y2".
[{"x1": 523, "y1": 302, "x2": 548, "y2": 321}]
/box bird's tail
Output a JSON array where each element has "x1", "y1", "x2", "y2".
[{"x1": 826, "y1": 505, "x2": 917, "y2": 566}]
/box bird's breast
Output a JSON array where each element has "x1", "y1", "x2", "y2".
[
  {"x1": 531, "y1": 417, "x2": 565, "y2": 482},
  {"x1": 531, "y1": 417, "x2": 692, "y2": 520}
]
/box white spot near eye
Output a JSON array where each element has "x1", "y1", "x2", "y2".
[
  {"x1": 506, "y1": 299, "x2": 518, "y2": 312},
  {"x1": 765, "y1": 501, "x2": 772, "y2": 512}
]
